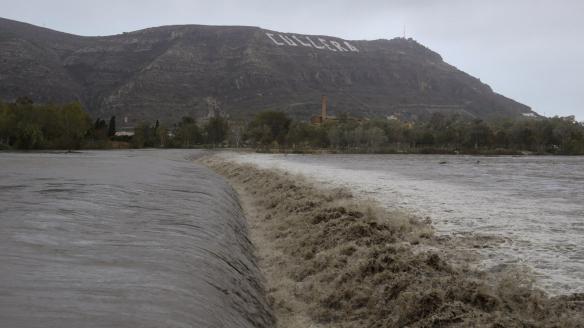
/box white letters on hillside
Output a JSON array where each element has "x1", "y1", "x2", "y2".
[
  {"x1": 319, "y1": 38, "x2": 337, "y2": 51},
  {"x1": 306, "y1": 36, "x2": 325, "y2": 49},
  {"x1": 266, "y1": 33, "x2": 285, "y2": 46},
  {"x1": 292, "y1": 35, "x2": 312, "y2": 47},
  {"x1": 343, "y1": 41, "x2": 359, "y2": 52},
  {"x1": 265, "y1": 33, "x2": 359, "y2": 53},
  {"x1": 279, "y1": 34, "x2": 298, "y2": 46},
  {"x1": 330, "y1": 41, "x2": 348, "y2": 52}
]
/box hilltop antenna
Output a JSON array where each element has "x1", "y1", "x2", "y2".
[{"x1": 403, "y1": 24, "x2": 406, "y2": 39}]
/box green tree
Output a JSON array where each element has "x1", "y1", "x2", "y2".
[
  {"x1": 465, "y1": 120, "x2": 494, "y2": 149},
  {"x1": 157, "y1": 125, "x2": 170, "y2": 148},
  {"x1": 16, "y1": 121, "x2": 44, "y2": 149},
  {"x1": 57, "y1": 103, "x2": 91, "y2": 150},
  {"x1": 0, "y1": 102, "x2": 14, "y2": 145},
  {"x1": 494, "y1": 130, "x2": 510, "y2": 148},
  {"x1": 246, "y1": 111, "x2": 291, "y2": 148},
  {"x1": 346, "y1": 125, "x2": 364, "y2": 149},
  {"x1": 131, "y1": 122, "x2": 159, "y2": 148},
  {"x1": 228, "y1": 123, "x2": 245, "y2": 148},
  {"x1": 510, "y1": 122, "x2": 535, "y2": 150},
  {"x1": 175, "y1": 117, "x2": 202, "y2": 148},
  {"x1": 205, "y1": 116, "x2": 229, "y2": 147},
  {"x1": 415, "y1": 129, "x2": 435, "y2": 147},
  {"x1": 108, "y1": 116, "x2": 116, "y2": 137},
  {"x1": 86, "y1": 118, "x2": 108, "y2": 142},
  {"x1": 132, "y1": 122, "x2": 148, "y2": 148},
  {"x1": 364, "y1": 127, "x2": 387, "y2": 152},
  {"x1": 327, "y1": 126, "x2": 344, "y2": 149}
]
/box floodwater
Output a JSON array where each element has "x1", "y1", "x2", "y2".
[
  {"x1": 225, "y1": 153, "x2": 584, "y2": 296},
  {"x1": 0, "y1": 150, "x2": 273, "y2": 328}
]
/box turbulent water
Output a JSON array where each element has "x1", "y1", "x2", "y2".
[
  {"x1": 0, "y1": 150, "x2": 273, "y2": 328},
  {"x1": 225, "y1": 153, "x2": 584, "y2": 296}
]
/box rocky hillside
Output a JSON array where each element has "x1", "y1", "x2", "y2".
[{"x1": 0, "y1": 17, "x2": 535, "y2": 125}]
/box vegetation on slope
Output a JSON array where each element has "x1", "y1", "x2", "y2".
[{"x1": 0, "y1": 17, "x2": 534, "y2": 122}]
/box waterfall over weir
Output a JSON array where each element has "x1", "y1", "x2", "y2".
[{"x1": 0, "y1": 150, "x2": 274, "y2": 328}]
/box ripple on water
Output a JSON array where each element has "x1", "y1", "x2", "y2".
[{"x1": 0, "y1": 150, "x2": 274, "y2": 328}]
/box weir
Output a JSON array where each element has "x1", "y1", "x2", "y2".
[{"x1": 0, "y1": 150, "x2": 274, "y2": 328}]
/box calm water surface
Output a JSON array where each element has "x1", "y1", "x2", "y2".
[
  {"x1": 228, "y1": 153, "x2": 584, "y2": 295},
  {"x1": 0, "y1": 150, "x2": 273, "y2": 328}
]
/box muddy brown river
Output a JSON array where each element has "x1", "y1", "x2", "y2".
[
  {"x1": 227, "y1": 153, "x2": 584, "y2": 296},
  {"x1": 0, "y1": 150, "x2": 273, "y2": 328}
]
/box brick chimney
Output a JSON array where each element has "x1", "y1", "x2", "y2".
[{"x1": 321, "y1": 95, "x2": 328, "y2": 121}]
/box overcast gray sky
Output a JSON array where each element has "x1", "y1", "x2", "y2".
[{"x1": 1, "y1": 0, "x2": 583, "y2": 120}]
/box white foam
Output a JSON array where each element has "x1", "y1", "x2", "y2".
[{"x1": 223, "y1": 152, "x2": 584, "y2": 296}]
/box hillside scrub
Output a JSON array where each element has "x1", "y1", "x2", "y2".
[{"x1": 202, "y1": 156, "x2": 584, "y2": 328}]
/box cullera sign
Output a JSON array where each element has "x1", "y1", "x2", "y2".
[{"x1": 265, "y1": 33, "x2": 360, "y2": 53}]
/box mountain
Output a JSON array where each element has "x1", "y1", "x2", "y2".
[{"x1": 0, "y1": 17, "x2": 536, "y2": 126}]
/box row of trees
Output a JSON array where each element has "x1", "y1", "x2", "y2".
[
  {"x1": 0, "y1": 98, "x2": 92, "y2": 150},
  {"x1": 240, "y1": 111, "x2": 584, "y2": 155},
  {"x1": 0, "y1": 98, "x2": 230, "y2": 150},
  {"x1": 2, "y1": 98, "x2": 583, "y2": 154},
  {"x1": 130, "y1": 116, "x2": 229, "y2": 148}
]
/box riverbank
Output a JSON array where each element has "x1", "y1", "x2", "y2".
[
  {"x1": 201, "y1": 155, "x2": 583, "y2": 328},
  {"x1": 4, "y1": 145, "x2": 583, "y2": 156},
  {"x1": 254, "y1": 147, "x2": 528, "y2": 156}
]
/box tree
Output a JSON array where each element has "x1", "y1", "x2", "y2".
[
  {"x1": 327, "y1": 126, "x2": 343, "y2": 149},
  {"x1": 246, "y1": 111, "x2": 291, "y2": 148},
  {"x1": 510, "y1": 122, "x2": 535, "y2": 150},
  {"x1": 364, "y1": 127, "x2": 387, "y2": 152},
  {"x1": 175, "y1": 117, "x2": 202, "y2": 148},
  {"x1": 205, "y1": 116, "x2": 229, "y2": 147},
  {"x1": 132, "y1": 122, "x2": 149, "y2": 148},
  {"x1": 157, "y1": 125, "x2": 169, "y2": 148},
  {"x1": 247, "y1": 124, "x2": 272, "y2": 149},
  {"x1": 465, "y1": 120, "x2": 493, "y2": 149},
  {"x1": 416, "y1": 130, "x2": 435, "y2": 147},
  {"x1": 287, "y1": 122, "x2": 312, "y2": 148},
  {"x1": 91, "y1": 118, "x2": 108, "y2": 141},
  {"x1": 108, "y1": 116, "x2": 116, "y2": 137},
  {"x1": 131, "y1": 122, "x2": 159, "y2": 148},
  {"x1": 385, "y1": 119, "x2": 405, "y2": 148},
  {"x1": 494, "y1": 130, "x2": 510, "y2": 148},
  {"x1": 0, "y1": 100, "x2": 95, "y2": 150},
  {"x1": 15, "y1": 96, "x2": 33, "y2": 106},
  {"x1": 57, "y1": 103, "x2": 91, "y2": 150},
  {"x1": 228, "y1": 123, "x2": 245, "y2": 148},
  {"x1": 0, "y1": 102, "x2": 14, "y2": 145},
  {"x1": 16, "y1": 121, "x2": 44, "y2": 149}
]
